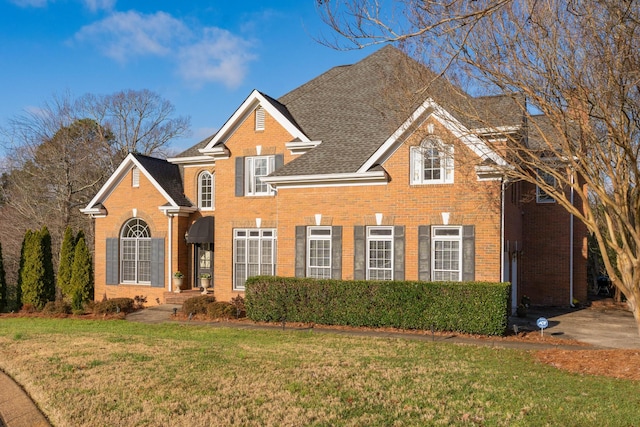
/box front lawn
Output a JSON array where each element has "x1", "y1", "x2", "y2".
[{"x1": 0, "y1": 318, "x2": 637, "y2": 426}]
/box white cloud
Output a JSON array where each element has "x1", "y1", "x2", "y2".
[
  {"x1": 177, "y1": 28, "x2": 256, "y2": 89},
  {"x1": 74, "y1": 11, "x2": 190, "y2": 62},
  {"x1": 74, "y1": 11, "x2": 256, "y2": 88}
]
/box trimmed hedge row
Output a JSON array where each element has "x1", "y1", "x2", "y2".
[{"x1": 245, "y1": 276, "x2": 510, "y2": 336}]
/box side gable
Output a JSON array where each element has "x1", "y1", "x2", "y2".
[{"x1": 81, "y1": 153, "x2": 195, "y2": 217}]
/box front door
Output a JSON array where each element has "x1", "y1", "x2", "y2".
[{"x1": 196, "y1": 243, "x2": 213, "y2": 288}]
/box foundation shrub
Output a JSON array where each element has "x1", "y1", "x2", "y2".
[
  {"x1": 93, "y1": 298, "x2": 135, "y2": 314},
  {"x1": 182, "y1": 295, "x2": 216, "y2": 315},
  {"x1": 206, "y1": 301, "x2": 235, "y2": 319},
  {"x1": 42, "y1": 300, "x2": 72, "y2": 315},
  {"x1": 245, "y1": 276, "x2": 510, "y2": 335}
]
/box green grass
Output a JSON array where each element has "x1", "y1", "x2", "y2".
[{"x1": 0, "y1": 317, "x2": 638, "y2": 426}]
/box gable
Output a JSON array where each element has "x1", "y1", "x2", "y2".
[{"x1": 81, "y1": 153, "x2": 194, "y2": 217}]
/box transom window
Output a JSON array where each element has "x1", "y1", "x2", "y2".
[
  {"x1": 233, "y1": 229, "x2": 277, "y2": 290},
  {"x1": 245, "y1": 156, "x2": 275, "y2": 196},
  {"x1": 198, "y1": 171, "x2": 214, "y2": 209},
  {"x1": 307, "y1": 227, "x2": 332, "y2": 279},
  {"x1": 411, "y1": 137, "x2": 454, "y2": 184},
  {"x1": 536, "y1": 170, "x2": 556, "y2": 203},
  {"x1": 367, "y1": 227, "x2": 394, "y2": 280},
  {"x1": 432, "y1": 226, "x2": 462, "y2": 281},
  {"x1": 120, "y1": 218, "x2": 151, "y2": 284}
]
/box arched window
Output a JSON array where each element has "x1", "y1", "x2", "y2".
[
  {"x1": 121, "y1": 218, "x2": 151, "y2": 283},
  {"x1": 410, "y1": 137, "x2": 454, "y2": 184},
  {"x1": 198, "y1": 171, "x2": 214, "y2": 209}
]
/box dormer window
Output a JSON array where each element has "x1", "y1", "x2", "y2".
[
  {"x1": 255, "y1": 106, "x2": 265, "y2": 131},
  {"x1": 410, "y1": 137, "x2": 454, "y2": 184}
]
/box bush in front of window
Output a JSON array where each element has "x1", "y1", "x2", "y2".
[{"x1": 245, "y1": 277, "x2": 510, "y2": 336}]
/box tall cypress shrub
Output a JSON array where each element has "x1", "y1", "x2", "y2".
[
  {"x1": 0, "y1": 242, "x2": 6, "y2": 312},
  {"x1": 20, "y1": 227, "x2": 55, "y2": 310},
  {"x1": 15, "y1": 231, "x2": 30, "y2": 310},
  {"x1": 57, "y1": 226, "x2": 76, "y2": 299},
  {"x1": 70, "y1": 235, "x2": 93, "y2": 310}
]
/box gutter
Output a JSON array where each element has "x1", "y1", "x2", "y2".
[{"x1": 570, "y1": 174, "x2": 575, "y2": 307}]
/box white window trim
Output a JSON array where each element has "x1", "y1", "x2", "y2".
[
  {"x1": 410, "y1": 138, "x2": 454, "y2": 185},
  {"x1": 120, "y1": 218, "x2": 151, "y2": 285},
  {"x1": 245, "y1": 156, "x2": 275, "y2": 196},
  {"x1": 366, "y1": 226, "x2": 394, "y2": 281},
  {"x1": 431, "y1": 226, "x2": 462, "y2": 282},
  {"x1": 307, "y1": 226, "x2": 332, "y2": 279},
  {"x1": 536, "y1": 170, "x2": 556, "y2": 203},
  {"x1": 233, "y1": 228, "x2": 277, "y2": 291},
  {"x1": 198, "y1": 171, "x2": 214, "y2": 210}
]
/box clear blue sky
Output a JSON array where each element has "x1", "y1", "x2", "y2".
[{"x1": 0, "y1": 0, "x2": 379, "y2": 154}]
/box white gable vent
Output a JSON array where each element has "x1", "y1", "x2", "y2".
[
  {"x1": 132, "y1": 167, "x2": 140, "y2": 188},
  {"x1": 255, "y1": 106, "x2": 265, "y2": 131}
]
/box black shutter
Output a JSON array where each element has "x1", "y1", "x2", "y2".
[
  {"x1": 462, "y1": 225, "x2": 475, "y2": 281},
  {"x1": 418, "y1": 225, "x2": 431, "y2": 281},
  {"x1": 106, "y1": 238, "x2": 119, "y2": 285},
  {"x1": 353, "y1": 226, "x2": 365, "y2": 280},
  {"x1": 295, "y1": 226, "x2": 306, "y2": 277},
  {"x1": 331, "y1": 226, "x2": 342, "y2": 280},
  {"x1": 235, "y1": 157, "x2": 244, "y2": 197},
  {"x1": 150, "y1": 238, "x2": 165, "y2": 288},
  {"x1": 393, "y1": 226, "x2": 405, "y2": 281}
]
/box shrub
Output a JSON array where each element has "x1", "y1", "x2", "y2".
[
  {"x1": 69, "y1": 236, "x2": 93, "y2": 310},
  {"x1": 93, "y1": 298, "x2": 135, "y2": 314},
  {"x1": 182, "y1": 295, "x2": 216, "y2": 315},
  {"x1": 57, "y1": 227, "x2": 76, "y2": 299},
  {"x1": 42, "y1": 300, "x2": 72, "y2": 315},
  {"x1": 231, "y1": 295, "x2": 246, "y2": 318},
  {"x1": 20, "y1": 227, "x2": 55, "y2": 310},
  {"x1": 206, "y1": 301, "x2": 235, "y2": 319},
  {"x1": 245, "y1": 276, "x2": 510, "y2": 336},
  {"x1": 0, "y1": 242, "x2": 6, "y2": 313}
]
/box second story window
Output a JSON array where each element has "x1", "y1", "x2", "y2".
[
  {"x1": 198, "y1": 171, "x2": 214, "y2": 209},
  {"x1": 410, "y1": 137, "x2": 454, "y2": 184},
  {"x1": 536, "y1": 170, "x2": 556, "y2": 203},
  {"x1": 245, "y1": 156, "x2": 275, "y2": 196}
]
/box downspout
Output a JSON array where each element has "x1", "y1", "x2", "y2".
[
  {"x1": 168, "y1": 214, "x2": 173, "y2": 292},
  {"x1": 500, "y1": 177, "x2": 507, "y2": 283},
  {"x1": 569, "y1": 174, "x2": 575, "y2": 307}
]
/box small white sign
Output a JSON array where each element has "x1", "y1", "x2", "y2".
[{"x1": 537, "y1": 317, "x2": 549, "y2": 336}]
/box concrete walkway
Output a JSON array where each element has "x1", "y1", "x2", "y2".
[{"x1": 2, "y1": 302, "x2": 638, "y2": 427}]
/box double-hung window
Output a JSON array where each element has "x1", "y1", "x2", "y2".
[
  {"x1": 198, "y1": 171, "x2": 214, "y2": 209},
  {"x1": 245, "y1": 156, "x2": 275, "y2": 196},
  {"x1": 432, "y1": 226, "x2": 462, "y2": 281},
  {"x1": 367, "y1": 227, "x2": 394, "y2": 280},
  {"x1": 120, "y1": 218, "x2": 151, "y2": 284},
  {"x1": 233, "y1": 229, "x2": 277, "y2": 290},
  {"x1": 410, "y1": 137, "x2": 454, "y2": 184},
  {"x1": 307, "y1": 227, "x2": 332, "y2": 279},
  {"x1": 536, "y1": 170, "x2": 556, "y2": 203}
]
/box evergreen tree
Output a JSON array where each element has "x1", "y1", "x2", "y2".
[
  {"x1": 0, "y1": 242, "x2": 6, "y2": 312},
  {"x1": 20, "y1": 227, "x2": 55, "y2": 310},
  {"x1": 69, "y1": 235, "x2": 93, "y2": 310},
  {"x1": 15, "y1": 231, "x2": 30, "y2": 310},
  {"x1": 57, "y1": 226, "x2": 76, "y2": 299}
]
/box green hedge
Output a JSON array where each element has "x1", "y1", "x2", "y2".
[{"x1": 245, "y1": 277, "x2": 510, "y2": 336}]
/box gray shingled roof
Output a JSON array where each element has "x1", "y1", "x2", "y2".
[
  {"x1": 174, "y1": 45, "x2": 525, "y2": 176},
  {"x1": 133, "y1": 154, "x2": 193, "y2": 206}
]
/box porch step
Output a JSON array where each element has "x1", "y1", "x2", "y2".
[{"x1": 164, "y1": 290, "x2": 203, "y2": 305}]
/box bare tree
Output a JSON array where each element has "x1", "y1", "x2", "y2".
[
  {"x1": 319, "y1": 0, "x2": 640, "y2": 333},
  {"x1": 0, "y1": 89, "x2": 190, "y2": 296},
  {"x1": 79, "y1": 89, "x2": 191, "y2": 169}
]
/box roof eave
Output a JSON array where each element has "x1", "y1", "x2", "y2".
[{"x1": 262, "y1": 171, "x2": 388, "y2": 189}]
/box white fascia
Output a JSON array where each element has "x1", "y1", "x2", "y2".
[
  {"x1": 359, "y1": 99, "x2": 510, "y2": 173},
  {"x1": 286, "y1": 140, "x2": 322, "y2": 155},
  {"x1": 79, "y1": 206, "x2": 107, "y2": 218},
  {"x1": 472, "y1": 125, "x2": 521, "y2": 136},
  {"x1": 159, "y1": 205, "x2": 197, "y2": 217},
  {"x1": 261, "y1": 171, "x2": 388, "y2": 189},
  {"x1": 200, "y1": 90, "x2": 309, "y2": 153}
]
